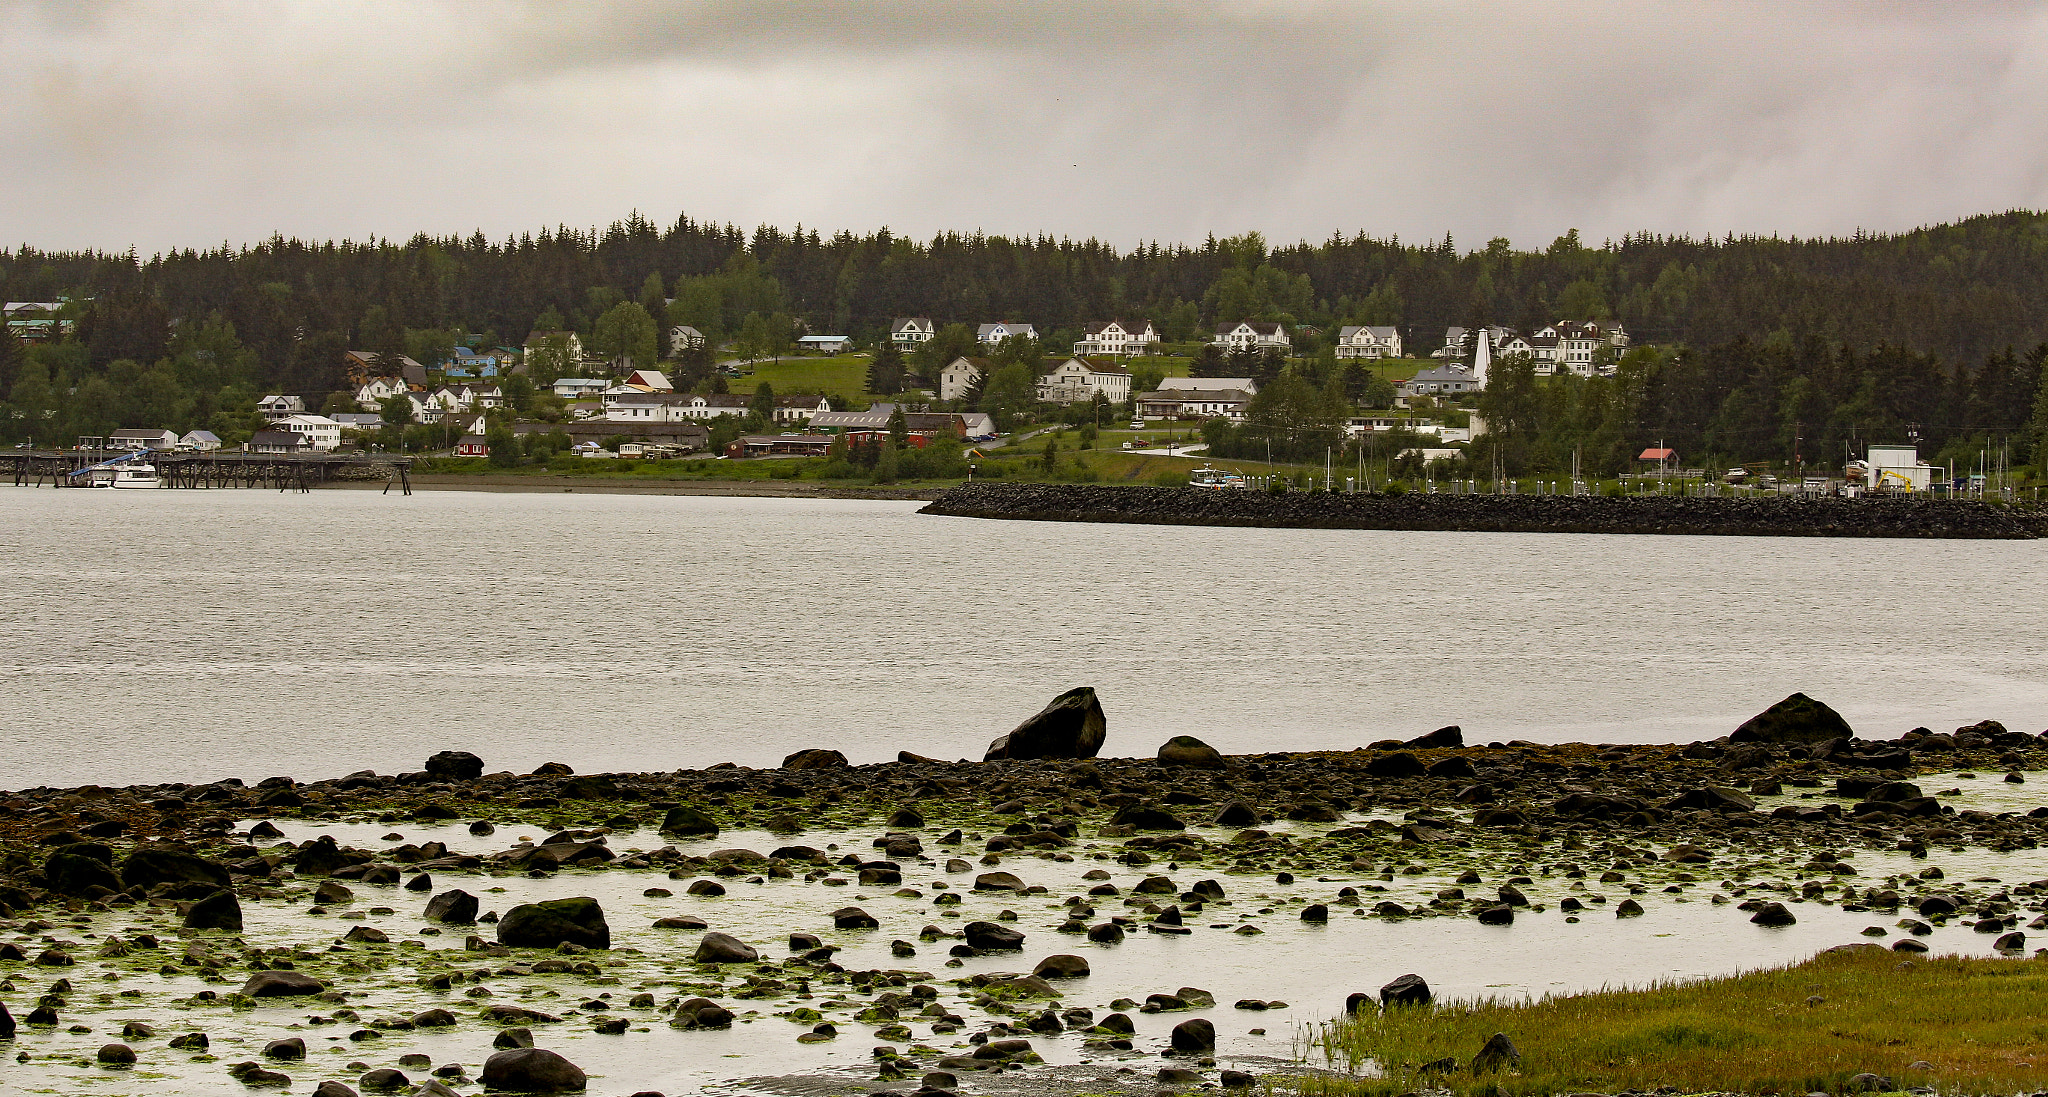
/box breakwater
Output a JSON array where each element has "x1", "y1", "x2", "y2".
[{"x1": 921, "y1": 483, "x2": 2046, "y2": 539}]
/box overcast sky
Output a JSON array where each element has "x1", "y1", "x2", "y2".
[{"x1": 6, "y1": 0, "x2": 2046, "y2": 257}]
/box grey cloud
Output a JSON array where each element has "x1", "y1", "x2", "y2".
[{"x1": 2, "y1": 0, "x2": 2045, "y2": 255}]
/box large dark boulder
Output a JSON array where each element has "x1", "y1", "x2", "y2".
[
  {"x1": 781, "y1": 749, "x2": 849, "y2": 770},
  {"x1": 1170, "y1": 1017, "x2": 1216, "y2": 1052},
  {"x1": 119, "y1": 845, "x2": 232, "y2": 891},
  {"x1": 985, "y1": 687, "x2": 1107, "y2": 761},
  {"x1": 1663, "y1": 786, "x2": 1757, "y2": 813},
  {"x1": 424, "y1": 889, "x2": 479, "y2": 924},
  {"x1": 183, "y1": 890, "x2": 243, "y2": 931},
  {"x1": 241, "y1": 970, "x2": 326, "y2": 997},
  {"x1": 480, "y1": 1047, "x2": 587, "y2": 1092},
  {"x1": 1365, "y1": 751, "x2": 1429, "y2": 777},
  {"x1": 692, "y1": 932, "x2": 758, "y2": 963},
  {"x1": 1731, "y1": 692, "x2": 1854, "y2": 744},
  {"x1": 658, "y1": 805, "x2": 719, "y2": 837},
  {"x1": 1157, "y1": 735, "x2": 1225, "y2": 769},
  {"x1": 1380, "y1": 974, "x2": 1432, "y2": 1006},
  {"x1": 497, "y1": 897, "x2": 610, "y2": 950},
  {"x1": 45, "y1": 849, "x2": 122, "y2": 896},
  {"x1": 424, "y1": 751, "x2": 484, "y2": 781},
  {"x1": 1404, "y1": 725, "x2": 1464, "y2": 749},
  {"x1": 291, "y1": 835, "x2": 351, "y2": 876},
  {"x1": 964, "y1": 921, "x2": 1025, "y2": 951}
]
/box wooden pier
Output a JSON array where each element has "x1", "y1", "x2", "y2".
[{"x1": 4, "y1": 449, "x2": 415, "y2": 495}]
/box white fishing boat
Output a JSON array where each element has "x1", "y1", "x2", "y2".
[
  {"x1": 83, "y1": 463, "x2": 160, "y2": 488},
  {"x1": 1187, "y1": 463, "x2": 1246, "y2": 489}
]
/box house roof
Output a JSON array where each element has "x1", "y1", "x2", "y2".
[
  {"x1": 1140, "y1": 388, "x2": 1253, "y2": 403},
  {"x1": 944, "y1": 356, "x2": 991, "y2": 372},
  {"x1": 1640, "y1": 448, "x2": 1677, "y2": 460},
  {"x1": 110, "y1": 428, "x2": 173, "y2": 439},
  {"x1": 1081, "y1": 319, "x2": 1154, "y2": 336},
  {"x1": 554, "y1": 377, "x2": 608, "y2": 387},
  {"x1": 777, "y1": 394, "x2": 830, "y2": 408},
  {"x1": 1407, "y1": 365, "x2": 1479, "y2": 384},
  {"x1": 686, "y1": 393, "x2": 752, "y2": 407},
  {"x1": 182, "y1": 430, "x2": 222, "y2": 442},
  {"x1": 1048, "y1": 357, "x2": 1131, "y2": 376},
  {"x1": 1218, "y1": 321, "x2": 1286, "y2": 336},
  {"x1": 891, "y1": 317, "x2": 933, "y2": 332}
]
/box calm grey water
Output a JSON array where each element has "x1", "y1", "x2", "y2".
[{"x1": 3, "y1": 486, "x2": 2046, "y2": 790}]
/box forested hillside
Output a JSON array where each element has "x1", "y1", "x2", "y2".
[{"x1": 4, "y1": 209, "x2": 2048, "y2": 474}]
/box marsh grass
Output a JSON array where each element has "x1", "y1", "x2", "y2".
[{"x1": 1282, "y1": 949, "x2": 2048, "y2": 1096}]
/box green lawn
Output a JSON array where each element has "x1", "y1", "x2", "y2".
[{"x1": 728, "y1": 354, "x2": 874, "y2": 402}]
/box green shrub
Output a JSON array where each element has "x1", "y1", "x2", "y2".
[
  {"x1": 1151, "y1": 471, "x2": 1188, "y2": 487},
  {"x1": 1383, "y1": 480, "x2": 1408, "y2": 495}
]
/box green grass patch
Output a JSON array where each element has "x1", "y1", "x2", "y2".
[
  {"x1": 1288, "y1": 949, "x2": 2048, "y2": 1097},
  {"x1": 728, "y1": 354, "x2": 874, "y2": 401}
]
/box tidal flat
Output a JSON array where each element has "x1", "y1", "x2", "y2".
[{"x1": 3, "y1": 717, "x2": 2048, "y2": 1096}]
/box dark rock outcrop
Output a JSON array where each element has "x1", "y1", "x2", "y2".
[
  {"x1": 1379, "y1": 974, "x2": 1432, "y2": 1006},
  {"x1": 693, "y1": 932, "x2": 758, "y2": 963},
  {"x1": 1731, "y1": 692, "x2": 1855, "y2": 744},
  {"x1": 241, "y1": 970, "x2": 326, "y2": 997},
  {"x1": 781, "y1": 749, "x2": 849, "y2": 771},
  {"x1": 183, "y1": 890, "x2": 242, "y2": 931},
  {"x1": 480, "y1": 1047, "x2": 587, "y2": 1092},
  {"x1": 1157, "y1": 735, "x2": 1225, "y2": 769},
  {"x1": 424, "y1": 889, "x2": 479, "y2": 924},
  {"x1": 424, "y1": 751, "x2": 485, "y2": 781},
  {"x1": 497, "y1": 897, "x2": 610, "y2": 950},
  {"x1": 985, "y1": 687, "x2": 1108, "y2": 761}
]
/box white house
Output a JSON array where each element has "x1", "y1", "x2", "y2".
[
  {"x1": 774, "y1": 395, "x2": 834, "y2": 425},
  {"x1": 178, "y1": 429, "x2": 222, "y2": 451},
  {"x1": 278, "y1": 414, "x2": 343, "y2": 452},
  {"x1": 977, "y1": 321, "x2": 1037, "y2": 346},
  {"x1": 606, "y1": 394, "x2": 689, "y2": 423},
  {"x1": 257, "y1": 394, "x2": 305, "y2": 421},
  {"x1": 891, "y1": 317, "x2": 935, "y2": 348},
  {"x1": 1212, "y1": 321, "x2": 1289, "y2": 352},
  {"x1": 796, "y1": 335, "x2": 852, "y2": 354},
  {"x1": 1136, "y1": 388, "x2": 1253, "y2": 421},
  {"x1": 109, "y1": 428, "x2": 179, "y2": 450},
  {"x1": 434, "y1": 384, "x2": 502, "y2": 412},
  {"x1": 354, "y1": 376, "x2": 412, "y2": 411},
  {"x1": 328, "y1": 413, "x2": 381, "y2": 431},
  {"x1": 1073, "y1": 319, "x2": 1161, "y2": 357},
  {"x1": 553, "y1": 378, "x2": 610, "y2": 399},
  {"x1": 937, "y1": 356, "x2": 990, "y2": 402},
  {"x1": 523, "y1": 330, "x2": 584, "y2": 361},
  {"x1": 958, "y1": 412, "x2": 996, "y2": 439},
  {"x1": 667, "y1": 394, "x2": 753, "y2": 420},
  {"x1": 1036, "y1": 357, "x2": 1132, "y2": 404},
  {"x1": 670, "y1": 325, "x2": 707, "y2": 353},
  {"x1": 1334, "y1": 325, "x2": 1403, "y2": 359}
]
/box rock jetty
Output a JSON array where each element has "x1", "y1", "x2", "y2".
[{"x1": 920, "y1": 484, "x2": 2046, "y2": 539}]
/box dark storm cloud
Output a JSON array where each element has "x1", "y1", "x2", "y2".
[{"x1": 2, "y1": 0, "x2": 2043, "y2": 254}]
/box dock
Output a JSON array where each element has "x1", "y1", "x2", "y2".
[{"x1": 3, "y1": 449, "x2": 416, "y2": 494}]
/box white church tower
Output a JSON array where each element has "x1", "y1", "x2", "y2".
[{"x1": 1471, "y1": 326, "x2": 1492, "y2": 389}]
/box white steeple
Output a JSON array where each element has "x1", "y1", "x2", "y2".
[{"x1": 1472, "y1": 326, "x2": 1492, "y2": 388}]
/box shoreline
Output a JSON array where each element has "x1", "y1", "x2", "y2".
[
  {"x1": 4, "y1": 712, "x2": 2044, "y2": 1096},
  {"x1": 325, "y1": 473, "x2": 941, "y2": 500}
]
